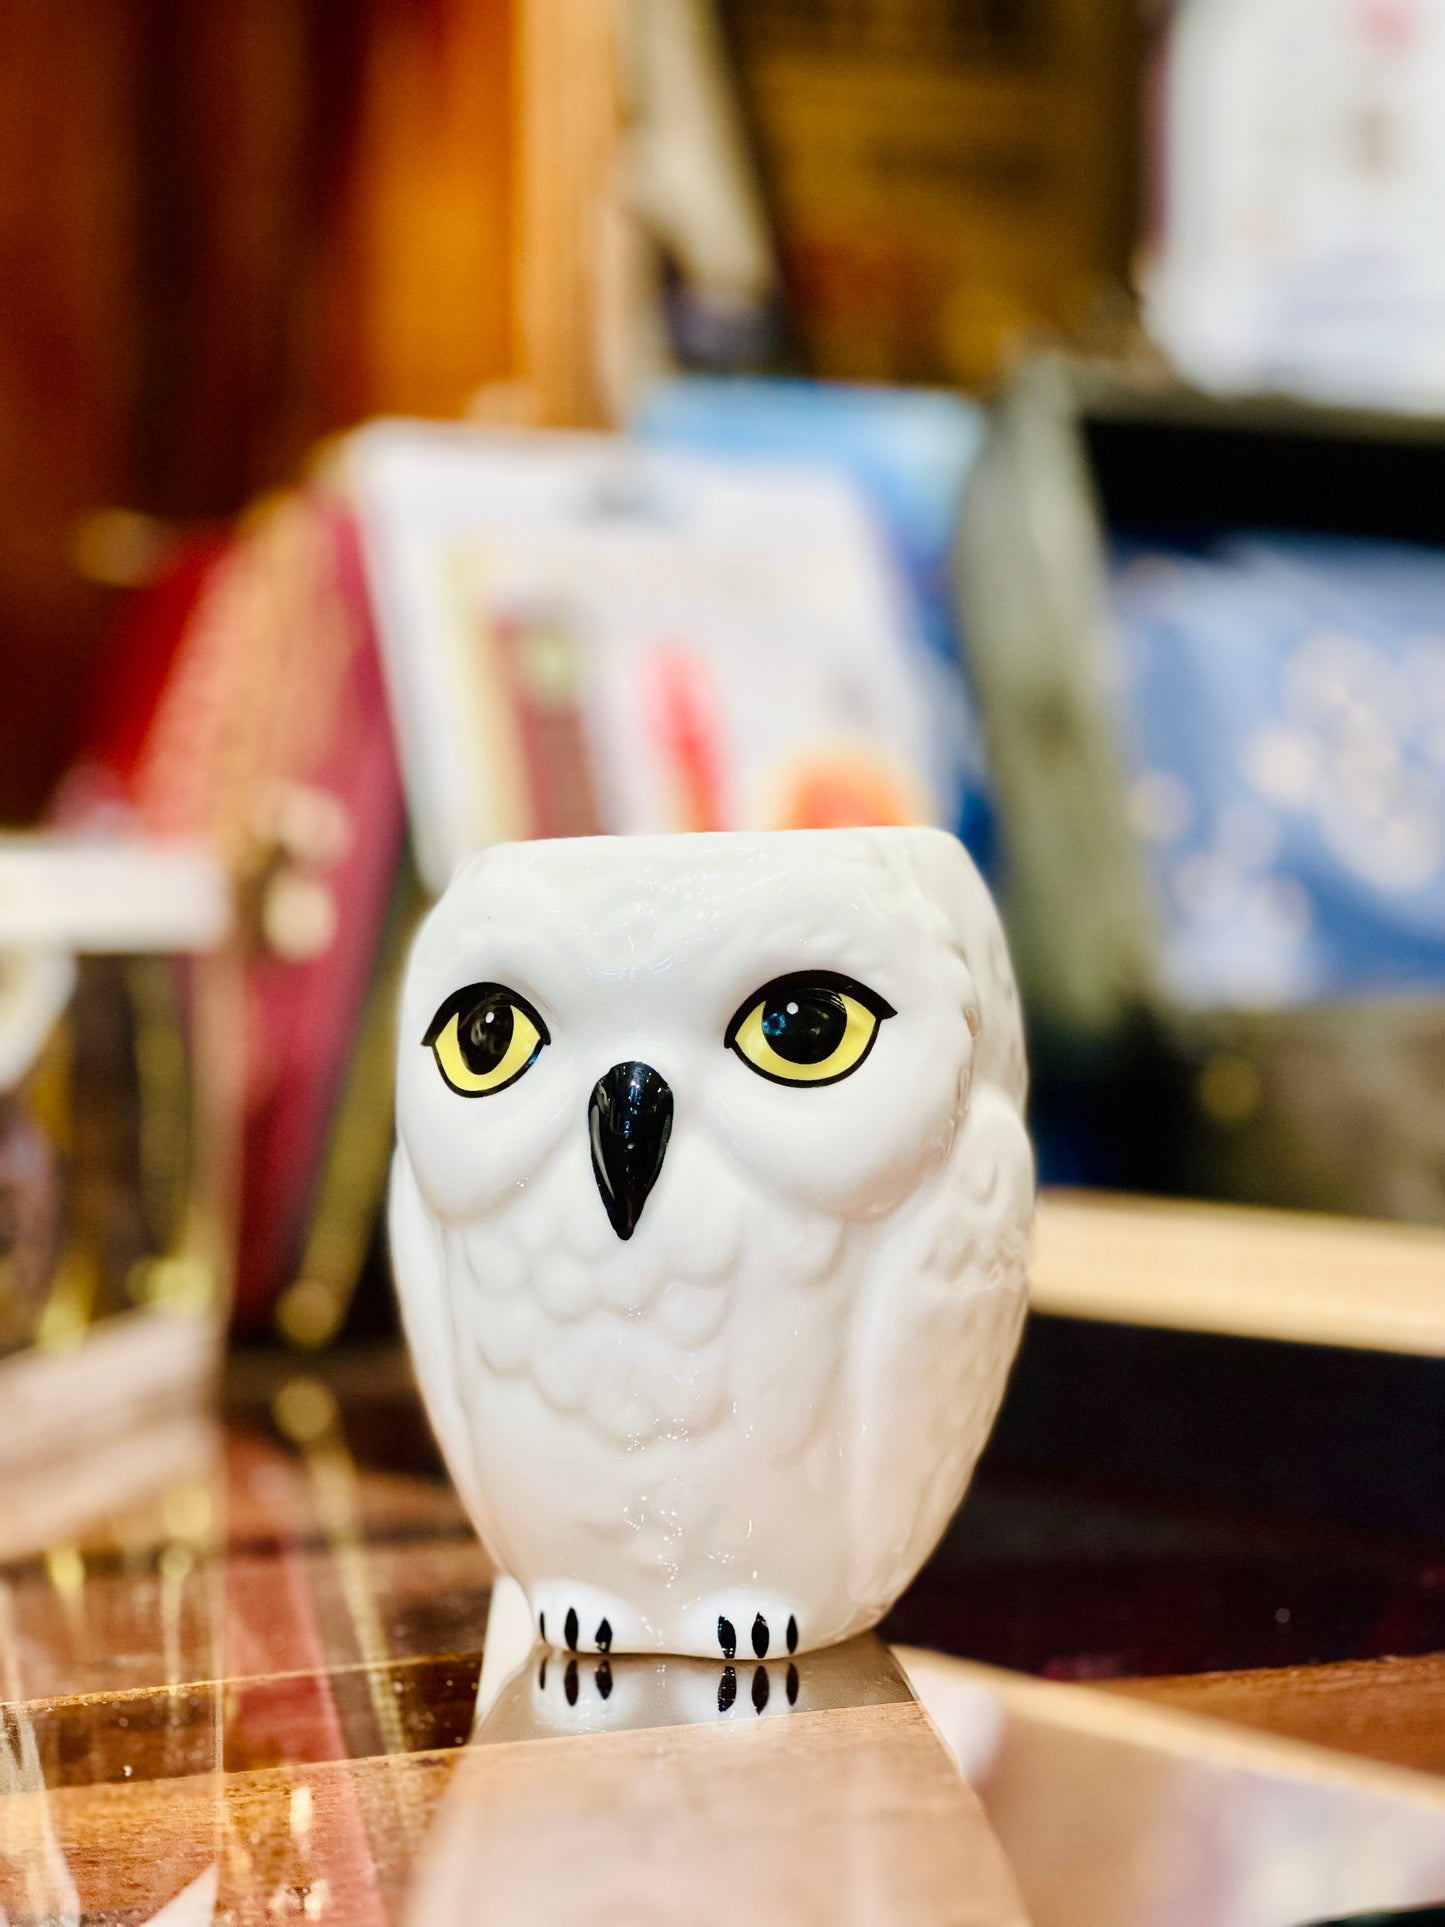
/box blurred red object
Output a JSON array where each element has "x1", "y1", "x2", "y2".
[
  {"x1": 643, "y1": 647, "x2": 727, "y2": 834},
  {"x1": 52, "y1": 493, "x2": 405, "y2": 1334}
]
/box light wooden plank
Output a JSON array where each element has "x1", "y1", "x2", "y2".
[
  {"x1": 0, "y1": 1694, "x2": 1028, "y2": 1925},
  {"x1": 1031, "y1": 1188, "x2": 1445, "y2": 1355},
  {"x1": 1104, "y1": 1651, "x2": 1445, "y2": 1781},
  {"x1": 901, "y1": 1650, "x2": 1445, "y2": 1927},
  {"x1": 410, "y1": 1704, "x2": 1029, "y2": 1925}
]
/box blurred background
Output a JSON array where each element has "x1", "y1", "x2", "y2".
[
  {"x1": 4, "y1": 0, "x2": 1445, "y2": 1499},
  {"x1": 8, "y1": 10, "x2": 1445, "y2": 1921}
]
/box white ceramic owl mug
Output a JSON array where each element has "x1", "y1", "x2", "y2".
[{"x1": 391, "y1": 827, "x2": 1034, "y2": 1662}]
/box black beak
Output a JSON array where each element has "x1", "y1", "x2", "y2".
[{"x1": 588, "y1": 1061, "x2": 673, "y2": 1241}]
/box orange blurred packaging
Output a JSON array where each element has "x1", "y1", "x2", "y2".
[{"x1": 53, "y1": 494, "x2": 406, "y2": 1335}]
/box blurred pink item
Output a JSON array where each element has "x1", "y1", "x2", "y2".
[{"x1": 52, "y1": 495, "x2": 405, "y2": 1333}]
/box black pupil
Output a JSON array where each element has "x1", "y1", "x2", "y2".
[
  {"x1": 761, "y1": 986, "x2": 847, "y2": 1064},
  {"x1": 460, "y1": 997, "x2": 514, "y2": 1074}
]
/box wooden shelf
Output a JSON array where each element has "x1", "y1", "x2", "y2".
[{"x1": 1032, "y1": 1189, "x2": 1445, "y2": 1356}]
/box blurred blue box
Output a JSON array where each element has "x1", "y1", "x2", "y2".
[
  {"x1": 954, "y1": 354, "x2": 1445, "y2": 1216},
  {"x1": 633, "y1": 376, "x2": 994, "y2": 865},
  {"x1": 1111, "y1": 531, "x2": 1445, "y2": 1008}
]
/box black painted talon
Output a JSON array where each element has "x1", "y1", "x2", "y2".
[
  {"x1": 595, "y1": 1660, "x2": 613, "y2": 1700},
  {"x1": 786, "y1": 1615, "x2": 798, "y2": 1655},
  {"x1": 564, "y1": 1658, "x2": 578, "y2": 1705},
  {"x1": 565, "y1": 1607, "x2": 579, "y2": 1651},
  {"x1": 539, "y1": 1611, "x2": 546, "y2": 1642},
  {"x1": 786, "y1": 1663, "x2": 799, "y2": 1705},
  {"x1": 538, "y1": 1656, "x2": 548, "y2": 1689},
  {"x1": 751, "y1": 1613, "x2": 770, "y2": 1658},
  {"x1": 718, "y1": 1665, "x2": 737, "y2": 1712},
  {"x1": 718, "y1": 1615, "x2": 737, "y2": 1659},
  {"x1": 752, "y1": 1665, "x2": 770, "y2": 1713},
  {"x1": 595, "y1": 1617, "x2": 612, "y2": 1653}
]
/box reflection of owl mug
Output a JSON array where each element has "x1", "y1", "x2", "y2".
[{"x1": 392, "y1": 828, "x2": 1033, "y2": 1660}]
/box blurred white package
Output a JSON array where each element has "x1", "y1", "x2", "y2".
[
  {"x1": 1144, "y1": 0, "x2": 1445, "y2": 413},
  {"x1": 350, "y1": 421, "x2": 948, "y2": 892}
]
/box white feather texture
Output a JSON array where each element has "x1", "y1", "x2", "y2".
[{"x1": 391, "y1": 827, "x2": 1033, "y2": 1657}]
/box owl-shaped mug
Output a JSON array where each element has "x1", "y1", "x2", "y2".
[{"x1": 391, "y1": 827, "x2": 1033, "y2": 1661}]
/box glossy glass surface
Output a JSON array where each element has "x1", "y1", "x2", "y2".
[{"x1": 1, "y1": 1356, "x2": 1443, "y2": 1925}]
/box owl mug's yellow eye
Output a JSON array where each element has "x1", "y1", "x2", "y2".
[
  {"x1": 424, "y1": 984, "x2": 549, "y2": 1097},
  {"x1": 726, "y1": 972, "x2": 895, "y2": 1088}
]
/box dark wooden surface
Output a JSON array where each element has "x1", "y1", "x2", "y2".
[
  {"x1": 0, "y1": 1365, "x2": 1027, "y2": 1925},
  {"x1": 3, "y1": 1348, "x2": 1445, "y2": 1924}
]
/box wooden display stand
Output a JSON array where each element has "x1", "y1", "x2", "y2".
[{"x1": 1034, "y1": 1188, "x2": 1445, "y2": 1357}]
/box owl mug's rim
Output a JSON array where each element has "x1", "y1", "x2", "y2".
[{"x1": 454, "y1": 825, "x2": 970, "y2": 865}]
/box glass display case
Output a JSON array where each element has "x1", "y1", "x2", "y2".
[{"x1": 0, "y1": 839, "x2": 236, "y2": 1558}]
